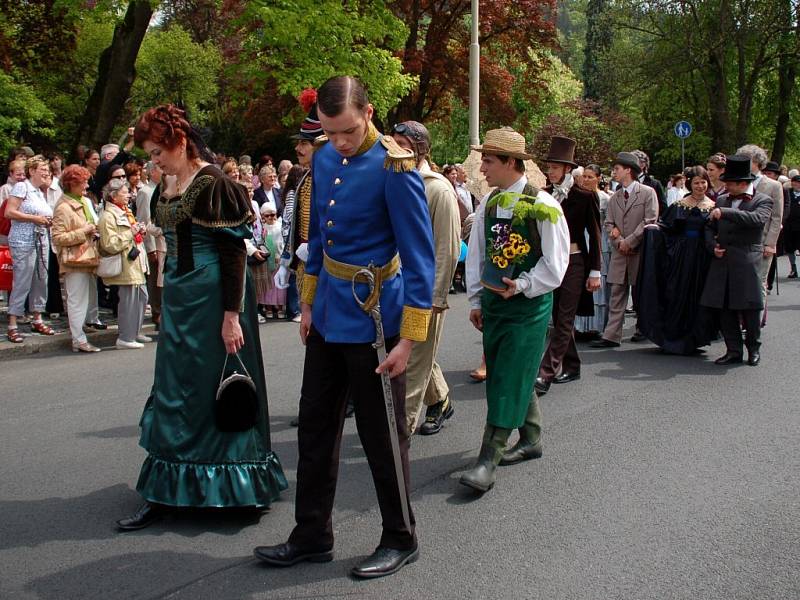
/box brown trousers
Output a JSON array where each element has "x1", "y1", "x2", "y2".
[
  {"x1": 602, "y1": 283, "x2": 631, "y2": 344},
  {"x1": 539, "y1": 254, "x2": 584, "y2": 380},
  {"x1": 288, "y1": 326, "x2": 416, "y2": 551}
]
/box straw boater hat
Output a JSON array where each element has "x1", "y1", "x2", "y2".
[{"x1": 471, "y1": 127, "x2": 533, "y2": 160}]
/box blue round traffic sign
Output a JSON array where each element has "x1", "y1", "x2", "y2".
[{"x1": 674, "y1": 121, "x2": 692, "y2": 139}]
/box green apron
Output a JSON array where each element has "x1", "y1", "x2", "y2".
[{"x1": 481, "y1": 206, "x2": 553, "y2": 429}]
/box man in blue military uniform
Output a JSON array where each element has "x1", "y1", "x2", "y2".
[{"x1": 254, "y1": 76, "x2": 435, "y2": 579}]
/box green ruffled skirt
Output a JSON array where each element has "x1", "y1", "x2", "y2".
[{"x1": 136, "y1": 229, "x2": 287, "y2": 507}]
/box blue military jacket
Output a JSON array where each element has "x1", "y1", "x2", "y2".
[{"x1": 301, "y1": 126, "x2": 435, "y2": 343}]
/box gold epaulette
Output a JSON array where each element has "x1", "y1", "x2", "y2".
[
  {"x1": 380, "y1": 135, "x2": 417, "y2": 173},
  {"x1": 313, "y1": 135, "x2": 329, "y2": 148}
]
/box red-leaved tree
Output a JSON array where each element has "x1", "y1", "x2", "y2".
[{"x1": 387, "y1": 0, "x2": 558, "y2": 126}]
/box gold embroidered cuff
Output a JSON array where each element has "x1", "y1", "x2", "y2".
[
  {"x1": 300, "y1": 274, "x2": 318, "y2": 305},
  {"x1": 400, "y1": 305, "x2": 431, "y2": 342}
]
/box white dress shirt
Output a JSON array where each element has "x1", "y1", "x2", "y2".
[{"x1": 465, "y1": 175, "x2": 571, "y2": 309}]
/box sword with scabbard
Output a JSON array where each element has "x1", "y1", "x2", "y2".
[{"x1": 351, "y1": 267, "x2": 412, "y2": 534}]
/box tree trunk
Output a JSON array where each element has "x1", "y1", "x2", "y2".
[
  {"x1": 707, "y1": 48, "x2": 734, "y2": 152},
  {"x1": 772, "y1": 53, "x2": 796, "y2": 163},
  {"x1": 771, "y1": 0, "x2": 799, "y2": 163},
  {"x1": 73, "y1": 1, "x2": 153, "y2": 151}
]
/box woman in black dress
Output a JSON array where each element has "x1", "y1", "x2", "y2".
[{"x1": 636, "y1": 166, "x2": 718, "y2": 354}]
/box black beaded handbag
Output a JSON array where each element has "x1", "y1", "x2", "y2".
[{"x1": 215, "y1": 353, "x2": 259, "y2": 432}]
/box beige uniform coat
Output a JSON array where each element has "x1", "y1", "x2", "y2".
[
  {"x1": 604, "y1": 181, "x2": 658, "y2": 285},
  {"x1": 756, "y1": 175, "x2": 784, "y2": 247},
  {"x1": 419, "y1": 162, "x2": 461, "y2": 308}
]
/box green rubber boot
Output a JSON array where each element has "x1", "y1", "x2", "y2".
[
  {"x1": 459, "y1": 425, "x2": 512, "y2": 492},
  {"x1": 499, "y1": 397, "x2": 543, "y2": 465}
]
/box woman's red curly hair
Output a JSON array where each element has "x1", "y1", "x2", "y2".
[
  {"x1": 134, "y1": 104, "x2": 201, "y2": 160},
  {"x1": 60, "y1": 164, "x2": 91, "y2": 193}
]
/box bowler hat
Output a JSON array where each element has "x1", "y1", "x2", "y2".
[
  {"x1": 719, "y1": 155, "x2": 756, "y2": 181},
  {"x1": 763, "y1": 161, "x2": 781, "y2": 174},
  {"x1": 612, "y1": 152, "x2": 642, "y2": 174},
  {"x1": 544, "y1": 136, "x2": 578, "y2": 167},
  {"x1": 471, "y1": 127, "x2": 533, "y2": 160}
]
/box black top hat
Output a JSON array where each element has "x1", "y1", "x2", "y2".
[
  {"x1": 763, "y1": 161, "x2": 781, "y2": 174},
  {"x1": 544, "y1": 136, "x2": 578, "y2": 167},
  {"x1": 719, "y1": 155, "x2": 756, "y2": 181},
  {"x1": 291, "y1": 89, "x2": 323, "y2": 141},
  {"x1": 612, "y1": 152, "x2": 642, "y2": 174}
]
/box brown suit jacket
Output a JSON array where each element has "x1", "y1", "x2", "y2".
[{"x1": 604, "y1": 181, "x2": 658, "y2": 285}]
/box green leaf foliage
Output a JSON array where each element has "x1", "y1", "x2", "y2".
[
  {"x1": 238, "y1": 0, "x2": 416, "y2": 118},
  {"x1": 131, "y1": 25, "x2": 223, "y2": 122},
  {"x1": 0, "y1": 71, "x2": 55, "y2": 157}
]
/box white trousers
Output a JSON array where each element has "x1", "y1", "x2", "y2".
[{"x1": 63, "y1": 272, "x2": 96, "y2": 344}]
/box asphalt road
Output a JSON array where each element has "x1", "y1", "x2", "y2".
[{"x1": 1, "y1": 281, "x2": 799, "y2": 600}]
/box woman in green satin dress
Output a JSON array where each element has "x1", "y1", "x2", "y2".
[{"x1": 116, "y1": 105, "x2": 287, "y2": 531}]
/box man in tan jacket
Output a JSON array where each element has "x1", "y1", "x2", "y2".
[
  {"x1": 591, "y1": 152, "x2": 658, "y2": 347},
  {"x1": 392, "y1": 121, "x2": 461, "y2": 435},
  {"x1": 735, "y1": 145, "x2": 784, "y2": 305}
]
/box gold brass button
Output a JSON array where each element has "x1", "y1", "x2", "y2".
[
  {"x1": 334, "y1": 178, "x2": 342, "y2": 185},
  {"x1": 327, "y1": 239, "x2": 334, "y2": 246},
  {"x1": 327, "y1": 220, "x2": 334, "y2": 228},
  {"x1": 329, "y1": 199, "x2": 335, "y2": 206}
]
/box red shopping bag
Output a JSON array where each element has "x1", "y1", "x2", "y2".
[{"x1": 0, "y1": 245, "x2": 13, "y2": 291}]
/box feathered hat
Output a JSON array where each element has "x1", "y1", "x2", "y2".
[{"x1": 292, "y1": 88, "x2": 322, "y2": 141}]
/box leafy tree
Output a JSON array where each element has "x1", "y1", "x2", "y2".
[
  {"x1": 130, "y1": 25, "x2": 222, "y2": 122},
  {"x1": 237, "y1": 0, "x2": 415, "y2": 119},
  {"x1": 387, "y1": 0, "x2": 558, "y2": 126},
  {"x1": 0, "y1": 72, "x2": 54, "y2": 157}
]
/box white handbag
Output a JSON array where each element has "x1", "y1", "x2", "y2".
[{"x1": 96, "y1": 253, "x2": 122, "y2": 278}]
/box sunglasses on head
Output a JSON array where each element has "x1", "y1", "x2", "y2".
[{"x1": 392, "y1": 123, "x2": 424, "y2": 141}]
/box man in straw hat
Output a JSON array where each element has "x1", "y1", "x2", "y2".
[
  {"x1": 590, "y1": 152, "x2": 658, "y2": 348},
  {"x1": 391, "y1": 121, "x2": 461, "y2": 436},
  {"x1": 461, "y1": 127, "x2": 570, "y2": 492},
  {"x1": 534, "y1": 136, "x2": 602, "y2": 396},
  {"x1": 700, "y1": 154, "x2": 773, "y2": 366}
]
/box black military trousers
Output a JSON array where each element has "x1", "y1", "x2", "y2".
[
  {"x1": 719, "y1": 309, "x2": 761, "y2": 356},
  {"x1": 288, "y1": 325, "x2": 416, "y2": 551}
]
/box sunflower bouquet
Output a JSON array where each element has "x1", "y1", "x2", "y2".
[{"x1": 488, "y1": 223, "x2": 531, "y2": 269}]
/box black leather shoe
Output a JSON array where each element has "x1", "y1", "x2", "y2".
[
  {"x1": 351, "y1": 545, "x2": 419, "y2": 579},
  {"x1": 253, "y1": 542, "x2": 333, "y2": 567},
  {"x1": 630, "y1": 332, "x2": 647, "y2": 343},
  {"x1": 116, "y1": 502, "x2": 169, "y2": 531},
  {"x1": 85, "y1": 321, "x2": 108, "y2": 330},
  {"x1": 590, "y1": 338, "x2": 620, "y2": 348},
  {"x1": 345, "y1": 399, "x2": 355, "y2": 419},
  {"x1": 499, "y1": 439, "x2": 542, "y2": 465},
  {"x1": 714, "y1": 352, "x2": 743, "y2": 365},
  {"x1": 289, "y1": 416, "x2": 299, "y2": 427},
  {"x1": 419, "y1": 397, "x2": 453, "y2": 435},
  {"x1": 747, "y1": 351, "x2": 760, "y2": 366},
  {"x1": 553, "y1": 372, "x2": 580, "y2": 384},
  {"x1": 534, "y1": 377, "x2": 550, "y2": 395}
]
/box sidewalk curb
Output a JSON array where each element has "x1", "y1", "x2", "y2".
[{"x1": 0, "y1": 323, "x2": 158, "y2": 360}]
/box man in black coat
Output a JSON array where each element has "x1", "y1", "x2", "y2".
[
  {"x1": 89, "y1": 128, "x2": 136, "y2": 200},
  {"x1": 535, "y1": 136, "x2": 601, "y2": 395},
  {"x1": 632, "y1": 149, "x2": 667, "y2": 217},
  {"x1": 700, "y1": 155, "x2": 773, "y2": 366}
]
